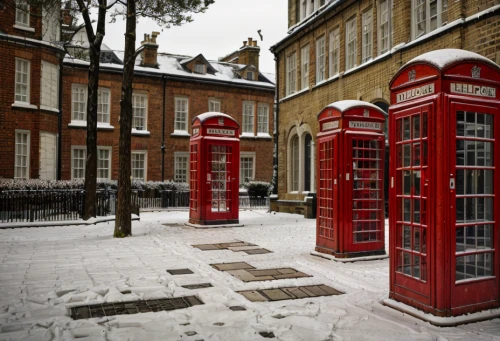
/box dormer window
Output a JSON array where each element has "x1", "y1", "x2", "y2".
[
  {"x1": 194, "y1": 63, "x2": 205, "y2": 74},
  {"x1": 246, "y1": 71, "x2": 254, "y2": 80}
]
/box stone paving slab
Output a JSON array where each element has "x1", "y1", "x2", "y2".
[
  {"x1": 211, "y1": 263, "x2": 312, "y2": 282},
  {"x1": 225, "y1": 270, "x2": 275, "y2": 282},
  {"x1": 211, "y1": 262, "x2": 254, "y2": 271},
  {"x1": 238, "y1": 285, "x2": 343, "y2": 302},
  {"x1": 243, "y1": 248, "x2": 272, "y2": 255},
  {"x1": 192, "y1": 241, "x2": 270, "y2": 254}
]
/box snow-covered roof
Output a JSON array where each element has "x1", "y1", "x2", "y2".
[
  {"x1": 405, "y1": 49, "x2": 499, "y2": 70},
  {"x1": 64, "y1": 51, "x2": 275, "y2": 89},
  {"x1": 193, "y1": 112, "x2": 238, "y2": 124},
  {"x1": 322, "y1": 100, "x2": 388, "y2": 116}
]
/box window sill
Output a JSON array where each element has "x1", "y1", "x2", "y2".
[
  {"x1": 98, "y1": 124, "x2": 114, "y2": 131},
  {"x1": 68, "y1": 121, "x2": 87, "y2": 128},
  {"x1": 68, "y1": 122, "x2": 115, "y2": 130},
  {"x1": 279, "y1": 87, "x2": 309, "y2": 103},
  {"x1": 12, "y1": 102, "x2": 38, "y2": 110},
  {"x1": 132, "y1": 129, "x2": 151, "y2": 136},
  {"x1": 171, "y1": 130, "x2": 191, "y2": 137},
  {"x1": 239, "y1": 133, "x2": 273, "y2": 140},
  {"x1": 13, "y1": 24, "x2": 35, "y2": 32},
  {"x1": 40, "y1": 105, "x2": 59, "y2": 114}
]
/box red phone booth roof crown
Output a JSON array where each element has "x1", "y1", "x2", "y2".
[
  {"x1": 192, "y1": 112, "x2": 240, "y2": 126},
  {"x1": 318, "y1": 100, "x2": 388, "y2": 117},
  {"x1": 391, "y1": 48, "x2": 500, "y2": 86}
]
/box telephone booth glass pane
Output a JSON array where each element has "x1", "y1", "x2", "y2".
[
  {"x1": 318, "y1": 140, "x2": 334, "y2": 241},
  {"x1": 352, "y1": 138, "x2": 383, "y2": 243},
  {"x1": 189, "y1": 144, "x2": 198, "y2": 211},
  {"x1": 395, "y1": 111, "x2": 428, "y2": 281},
  {"x1": 210, "y1": 145, "x2": 232, "y2": 212},
  {"x1": 455, "y1": 111, "x2": 494, "y2": 282}
]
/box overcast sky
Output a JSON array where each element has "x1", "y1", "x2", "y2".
[{"x1": 101, "y1": 0, "x2": 288, "y2": 74}]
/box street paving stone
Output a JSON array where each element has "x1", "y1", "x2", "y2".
[
  {"x1": 211, "y1": 262, "x2": 312, "y2": 282},
  {"x1": 167, "y1": 268, "x2": 194, "y2": 275},
  {"x1": 192, "y1": 241, "x2": 271, "y2": 254},
  {"x1": 238, "y1": 285, "x2": 343, "y2": 302}
]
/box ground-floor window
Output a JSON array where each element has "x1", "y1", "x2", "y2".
[
  {"x1": 240, "y1": 153, "x2": 255, "y2": 184},
  {"x1": 15, "y1": 130, "x2": 30, "y2": 179},
  {"x1": 175, "y1": 153, "x2": 189, "y2": 183},
  {"x1": 132, "y1": 151, "x2": 147, "y2": 181}
]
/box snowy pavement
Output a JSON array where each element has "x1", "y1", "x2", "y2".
[{"x1": 0, "y1": 210, "x2": 499, "y2": 340}]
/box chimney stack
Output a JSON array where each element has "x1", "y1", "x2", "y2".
[
  {"x1": 61, "y1": 8, "x2": 73, "y2": 26},
  {"x1": 140, "y1": 31, "x2": 160, "y2": 68}
]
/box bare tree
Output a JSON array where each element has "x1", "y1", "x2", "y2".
[{"x1": 113, "y1": 0, "x2": 214, "y2": 237}]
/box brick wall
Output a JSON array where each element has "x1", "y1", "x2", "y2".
[{"x1": 61, "y1": 65, "x2": 275, "y2": 183}]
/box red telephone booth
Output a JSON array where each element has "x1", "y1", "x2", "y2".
[
  {"x1": 388, "y1": 49, "x2": 500, "y2": 317},
  {"x1": 189, "y1": 113, "x2": 240, "y2": 226},
  {"x1": 316, "y1": 100, "x2": 387, "y2": 258}
]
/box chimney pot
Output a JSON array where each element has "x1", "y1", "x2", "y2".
[
  {"x1": 248, "y1": 37, "x2": 253, "y2": 44},
  {"x1": 243, "y1": 41, "x2": 247, "y2": 47}
]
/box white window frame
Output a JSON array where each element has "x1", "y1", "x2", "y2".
[
  {"x1": 411, "y1": 0, "x2": 448, "y2": 40},
  {"x1": 378, "y1": 0, "x2": 392, "y2": 55},
  {"x1": 242, "y1": 101, "x2": 255, "y2": 135},
  {"x1": 42, "y1": 6, "x2": 60, "y2": 42},
  {"x1": 71, "y1": 146, "x2": 86, "y2": 180},
  {"x1": 286, "y1": 52, "x2": 297, "y2": 96},
  {"x1": 346, "y1": 16, "x2": 357, "y2": 70},
  {"x1": 287, "y1": 126, "x2": 316, "y2": 194},
  {"x1": 40, "y1": 60, "x2": 59, "y2": 111},
  {"x1": 15, "y1": 0, "x2": 30, "y2": 28},
  {"x1": 174, "y1": 97, "x2": 189, "y2": 133},
  {"x1": 194, "y1": 63, "x2": 205, "y2": 74},
  {"x1": 209, "y1": 98, "x2": 221, "y2": 112},
  {"x1": 257, "y1": 103, "x2": 269, "y2": 135},
  {"x1": 14, "y1": 130, "x2": 30, "y2": 180},
  {"x1": 132, "y1": 92, "x2": 148, "y2": 131},
  {"x1": 362, "y1": 9, "x2": 373, "y2": 64},
  {"x1": 15, "y1": 58, "x2": 30, "y2": 104},
  {"x1": 246, "y1": 71, "x2": 254, "y2": 80},
  {"x1": 240, "y1": 152, "x2": 256, "y2": 184},
  {"x1": 329, "y1": 28, "x2": 340, "y2": 77},
  {"x1": 97, "y1": 87, "x2": 111, "y2": 125},
  {"x1": 71, "y1": 84, "x2": 87, "y2": 122},
  {"x1": 301, "y1": 45, "x2": 309, "y2": 90},
  {"x1": 316, "y1": 35, "x2": 326, "y2": 83},
  {"x1": 131, "y1": 151, "x2": 147, "y2": 181},
  {"x1": 97, "y1": 147, "x2": 112, "y2": 181},
  {"x1": 174, "y1": 152, "x2": 189, "y2": 183}
]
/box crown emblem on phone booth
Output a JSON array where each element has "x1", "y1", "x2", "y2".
[
  {"x1": 408, "y1": 70, "x2": 416, "y2": 82},
  {"x1": 218, "y1": 118, "x2": 224, "y2": 125},
  {"x1": 471, "y1": 65, "x2": 481, "y2": 79}
]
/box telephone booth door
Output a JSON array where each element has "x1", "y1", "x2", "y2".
[
  {"x1": 448, "y1": 99, "x2": 499, "y2": 312},
  {"x1": 390, "y1": 101, "x2": 433, "y2": 306},
  {"x1": 317, "y1": 133, "x2": 340, "y2": 253},
  {"x1": 347, "y1": 133, "x2": 386, "y2": 253},
  {"x1": 205, "y1": 140, "x2": 238, "y2": 222},
  {"x1": 188, "y1": 112, "x2": 240, "y2": 226}
]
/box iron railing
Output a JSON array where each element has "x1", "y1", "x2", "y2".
[{"x1": 0, "y1": 189, "x2": 85, "y2": 223}]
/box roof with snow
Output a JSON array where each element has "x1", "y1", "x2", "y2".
[
  {"x1": 64, "y1": 50, "x2": 275, "y2": 90},
  {"x1": 404, "y1": 49, "x2": 499, "y2": 70},
  {"x1": 321, "y1": 100, "x2": 388, "y2": 117},
  {"x1": 193, "y1": 112, "x2": 238, "y2": 124}
]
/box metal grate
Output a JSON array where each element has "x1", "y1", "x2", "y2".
[
  {"x1": 167, "y1": 268, "x2": 194, "y2": 275},
  {"x1": 70, "y1": 296, "x2": 203, "y2": 320},
  {"x1": 182, "y1": 283, "x2": 213, "y2": 289}
]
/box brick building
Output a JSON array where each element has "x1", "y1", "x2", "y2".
[
  {"x1": 62, "y1": 35, "x2": 275, "y2": 183},
  {"x1": 0, "y1": 0, "x2": 64, "y2": 180},
  {"x1": 270, "y1": 0, "x2": 500, "y2": 215}
]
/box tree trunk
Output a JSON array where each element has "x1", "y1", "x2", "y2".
[
  {"x1": 81, "y1": 0, "x2": 107, "y2": 220},
  {"x1": 114, "y1": 0, "x2": 136, "y2": 237},
  {"x1": 82, "y1": 47, "x2": 100, "y2": 220}
]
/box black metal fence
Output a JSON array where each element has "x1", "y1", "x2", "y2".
[
  {"x1": 0, "y1": 190, "x2": 85, "y2": 223},
  {"x1": 0, "y1": 189, "x2": 140, "y2": 223}
]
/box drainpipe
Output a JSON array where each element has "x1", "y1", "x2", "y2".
[
  {"x1": 57, "y1": 55, "x2": 64, "y2": 180},
  {"x1": 161, "y1": 75, "x2": 167, "y2": 181},
  {"x1": 272, "y1": 53, "x2": 280, "y2": 195}
]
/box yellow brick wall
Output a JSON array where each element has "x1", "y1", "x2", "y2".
[{"x1": 276, "y1": 0, "x2": 500, "y2": 202}]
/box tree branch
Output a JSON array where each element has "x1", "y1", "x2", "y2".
[
  {"x1": 133, "y1": 45, "x2": 145, "y2": 60},
  {"x1": 75, "y1": 0, "x2": 96, "y2": 42}
]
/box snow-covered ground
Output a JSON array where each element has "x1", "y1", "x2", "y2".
[{"x1": 0, "y1": 211, "x2": 499, "y2": 340}]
